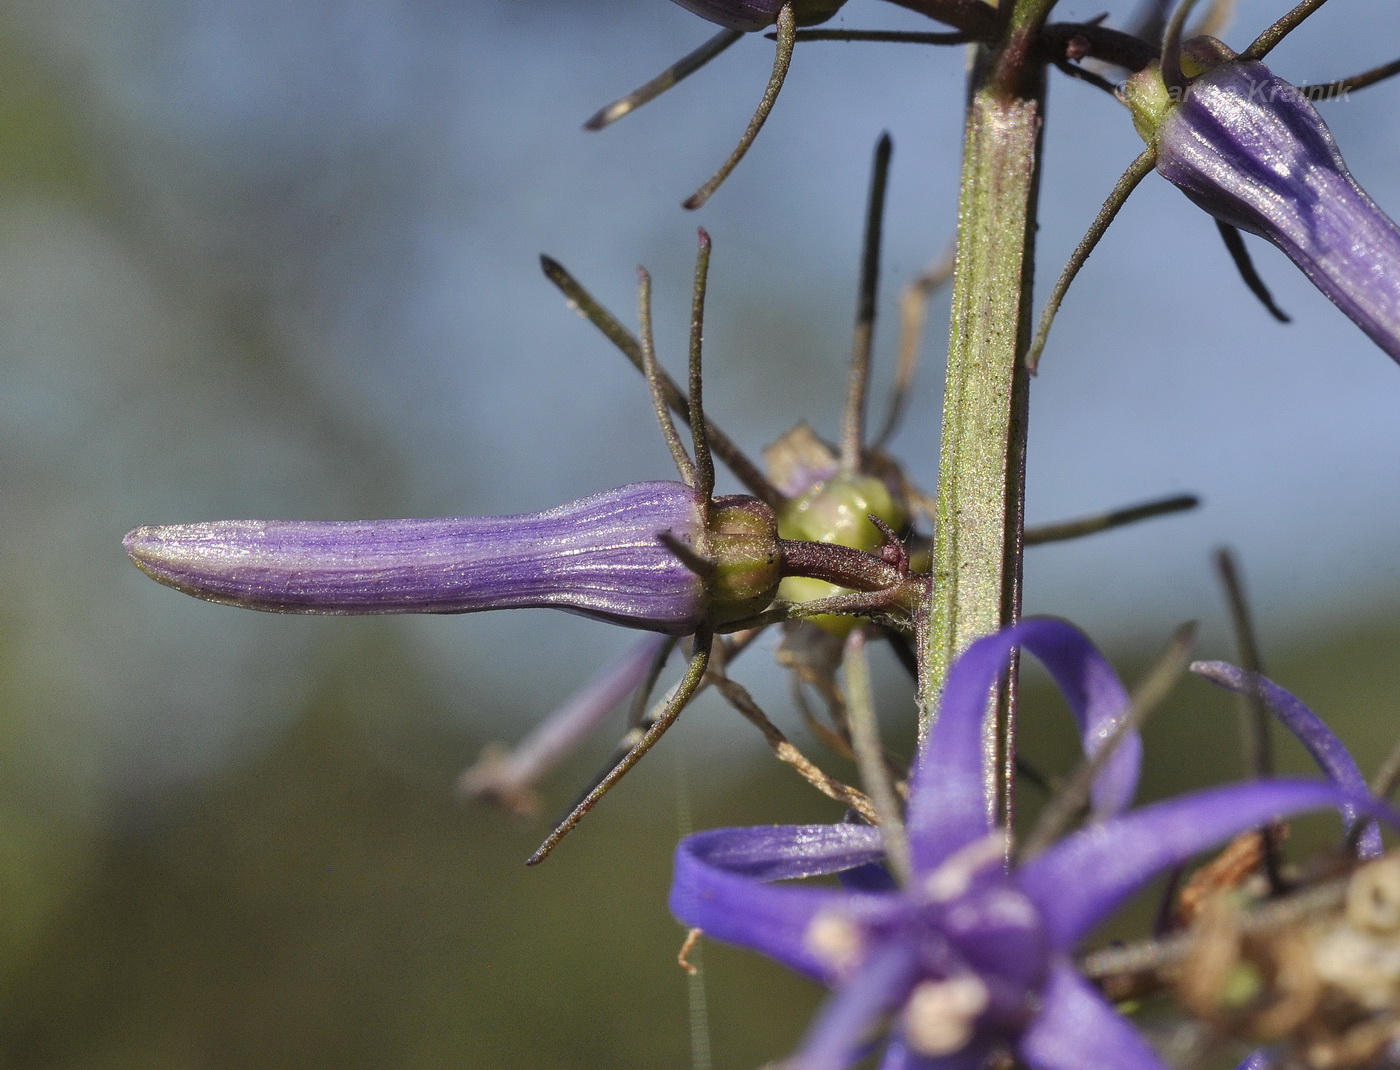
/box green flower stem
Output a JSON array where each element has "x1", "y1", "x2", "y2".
[{"x1": 919, "y1": 13, "x2": 1049, "y2": 831}]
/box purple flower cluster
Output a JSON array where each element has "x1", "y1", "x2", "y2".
[{"x1": 670, "y1": 619, "x2": 1394, "y2": 1070}]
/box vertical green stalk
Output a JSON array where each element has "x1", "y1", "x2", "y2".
[{"x1": 918, "y1": 6, "x2": 1050, "y2": 830}]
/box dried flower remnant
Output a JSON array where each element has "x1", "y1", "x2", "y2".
[
  {"x1": 1176, "y1": 854, "x2": 1400, "y2": 1069},
  {"x1": 669, "y1": 619, "x2": 1397, "y2": 1070}
]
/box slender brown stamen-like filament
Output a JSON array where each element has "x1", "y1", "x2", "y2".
[{"x1": 840, "y1": 133, "x2": 892, "y2": 477}]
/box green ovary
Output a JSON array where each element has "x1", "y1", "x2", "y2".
[{"x1": 776, "y1": 474, "x2": 907, "y2": 635}]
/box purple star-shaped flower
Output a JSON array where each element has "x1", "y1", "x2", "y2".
[{"x1": 669, "y1": 618, "x2": 1394, "y2": 1070}]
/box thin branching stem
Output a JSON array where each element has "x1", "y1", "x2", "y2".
[
  {"x1": 844, "y1": 628, "x2": 914, "y2": 884},
  {"x1": 1303, "y1": 56, "x2": 1400, "y2": 100},
  {"x1": 528, "y1": 634, "x2": 713, "y2": 865},
  {"x1": 540, "y1": 256, "x2": 782, "y2": 507},
  {"x1": 1024, "y1": 493, "x2": 1198, "y2": 545},
  {"x1": 787, "y1": 29, "x2": 971, "y2": 45},
  {"x1": 584, "y1": 28, "x2": 743, "y2": 131},
  {"x1": 1244, "y1": 0, "x2": 1332, "y2": 61},
  {"x1": 710, "y1": 667, "x2": 879, "y2": 823},
  {"x1": 841, "y1": 133, "x2": 892, "y2": 476},
  {"x1": 1026, "y1": 149, "x2": 1155, "y2": 373},
  {"x1": 1215, "y1": 549, "x2": 1275, "y2": 782},
  {"x1": 684, "y1": 3, "x2": 796, "y2": 210},
  {"x1": 875, "y1": 246, "x2": 954, "y2": 449},
  {"x1": 1215, "y1": 547, "x2": 1286, "y2": 896}
]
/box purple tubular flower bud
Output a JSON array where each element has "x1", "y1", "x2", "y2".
[
  {"x1": 667, "y1": 0, "x2": 846, "y2": 32},
  {"x1": 669, "y1": 0, "x2": 783, "y2": 31},
  {"x1": 126, "y1": 481, "x2": 740, "y2": 634},
  {"x1": 1131, "y1": 48, "x2": 1400, "y2": 362}
]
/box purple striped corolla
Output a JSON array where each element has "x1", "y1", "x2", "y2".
[
  {"x1": 668, "y1": 0, "x2": 846, "y2": 32},
  {"x1": 125, "y1": 481, "x2": 781, "y2": 635},
  {"x1": 1124, "y1": 38, "x2": 1400, "y2": 363},
  {"x1": 669, "y1": 619, "x2": 1397, "y2": 1070}
]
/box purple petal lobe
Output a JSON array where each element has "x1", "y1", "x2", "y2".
[
  {"x1": 908, "y1": 619, "x2": 1139, "y2": 873},
  {"x1": 877, "y1": 1035, "x2": 993, "y2": 1070},
  {"x1": 669, "y1": 825, "x2": 888, "y2": 982},
  {"x1": 1155, "y1": 58, "x2": 1400, "y2": 362},
  {"x1": 1192, "y1": 660, "x2": 1381, "y2": 857},
  {"x1": 125, "y1": 481, "x2": 711, "y2": 633},
  {"x1": 1018, "y1": 961, "x2": 1170, "y2": 1070},
  {"x1": 1018, "y1": 779, "x2": 1399, "y2": 951},
  {"x1": 791, "y1": 941, "x2": 922, "y2": 1070},
  {"x1": 459, "y1": 634, "x2": 670, "y2": 809}
]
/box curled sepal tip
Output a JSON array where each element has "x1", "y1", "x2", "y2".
[{"x1": 126, "y1": 481, "x2": 781, "y2": 635}]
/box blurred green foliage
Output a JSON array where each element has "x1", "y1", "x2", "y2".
[{"x1": 0, "y1": 615, "x2": 1398, "y2": 1068}]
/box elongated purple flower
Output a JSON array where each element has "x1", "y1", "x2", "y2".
[
  {"x1": 1124, "y1": 39, "x2": 1400, "y2": 362},
  {"x1": 126, "y1": 481, "x2": 781, "y2": 635},
  {"x1": 668, "y1": 0, "x2": 845, "y2": 32},
  {"x1": 670, "y1": 619, "x2": 1396, "y2": 1070}
]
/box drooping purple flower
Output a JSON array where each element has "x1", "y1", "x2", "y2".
[
  {"x1": 669, "y1": 618, "x2": 1396, "y2": 1070},
  {"x1": 126, "y1": 481, "x2": 781, "y2": 635},
  {"x1": 668, "y1": 0, "x2": 846, "y2": 32},
  {"x1": 1124, "y1": 38, "x2": 1400, "y2": 362}
]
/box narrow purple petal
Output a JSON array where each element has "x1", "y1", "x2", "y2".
[
  {"x1": 459, "y1": 634, "x2": 670, "y2": 809},
  {"x1": 125, "y1": 481, "x2": 710, "y2": 633},
  {"x1": 669, "y1": 825, "x2": 889, "y2": 982},
  {"x1": 1234, "y1": 1052, "x2": 1274, "y2": 1070},
  {"x1": 908, "y1": 619, "x2": 1139, "y2": 873},
  {"x1": 1191, "y1": 660, "x2": 1381, "y2": 858},
  {"x1": 1156, "y1": 60, "x2": 1400, "y2": 362},
  {"x1": 1018, "y1": 961, "x2": 1170, "y2": 1070},
  {"x1": 790, "y1": 942, "x2": 922, "y2": 1070},
  {"x1": 1017, "y1": 779, "x2": 1399, "y2": 951}
]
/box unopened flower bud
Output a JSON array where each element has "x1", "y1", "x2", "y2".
[
  {"x1": 667, "y1": 0, "x2": 846, "y2": 32},
  {"x1": 125, "y1": 481, "x2": 781, "y2": 635}
]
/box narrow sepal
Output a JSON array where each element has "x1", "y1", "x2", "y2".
[{"x1": 1018, "y1": 961, "x2": 1171, "y2": 1070}]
